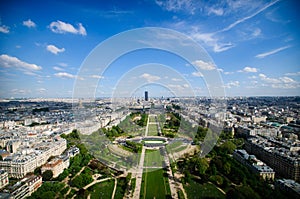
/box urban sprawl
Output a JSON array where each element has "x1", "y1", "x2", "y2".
[{"x1": 0, "y1": 96, "x2": 299, "y2": 198}]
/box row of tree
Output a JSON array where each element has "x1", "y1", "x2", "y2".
[
  {"x1": 130, "y1": 112, "x2": 148, "y2": 127},
  {"x1": 102, "y1": 125, "x2": 125, "y2": 139},
  {"x1": 177, "y1": 134, "x2": 286, "y2": 199},
  {"x1": 29, "y1": 130, "x2": 93, "y2": 199}
]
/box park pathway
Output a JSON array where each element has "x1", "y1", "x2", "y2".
[
  {"x1": 161, "y1": 147, "x2": 178, "y2": 199},
  {"x1": 132, "y1": 147, "x2": 146, "y2": 199},
  {"x1": 132, "y1": 113, "x2": 185, "y2": 199},
  {"x1": 132, "y1": 114, "x2": 150, "y2": 198},
  {"x1": 111, "y1": 178, "x2": 117, "y2": 199},
  {"x1": 144, "y1": 115, "x2": 150, "y2": 137}
]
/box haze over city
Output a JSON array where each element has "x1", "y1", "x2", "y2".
[{"x1": 0, "y1": 0, "x2": 300, "y2": 98}]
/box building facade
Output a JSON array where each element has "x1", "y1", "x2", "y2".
[
  {"x1": 41, "y1": 155, "x2": 69, "y2": 178},
  {"x1": 0, "y1": 138, "x2": 66, "y2": 178},
  {"x1": 233, "y1": 149, "x2": 275, "y2": 180},
  {"x1": 275, "y1": 179, "x2": 300, "y2": 198},
  {"x1": 245, "y1": 137, "x2": 300, "y2": 182},
  {"x1": 0, "y1": 170, "x2": 9, "y2": 189},
  {"x1": 10, "y1": 175, "x2": 42, "y2": 199}
]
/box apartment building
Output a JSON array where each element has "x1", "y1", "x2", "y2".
[
  {"x1": 233, "y1": 149, "x2": 275, "y2": 180},
  {"x1": 245, "y1": 137, "x2": 300, "y2": 182},
  {"x1": 0, "y1": 138, "x2": 66, "y2": 178},
  {"x1": 41, "y1": 155, "x2": 69, "y2": 178},
  {"x1": 9, "y1": 175, "x2": 42, "y2": 199},
  {"x1": 0, "y1": 170, "x2": 8, "y2": 189}
]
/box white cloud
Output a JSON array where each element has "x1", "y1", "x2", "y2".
[
  {"x1": 140, "y1": 73, "x2": 161, "y2": 82},
  {"x1": 192, "y1": 60, "x2": 215, "y2": 70},
  {"x1": 238, "y1": 66, "x2": 258, "y2": 73},
  {"x1": 53, "y1": 66, "x2": 64, "y2": 71},
  {"x1": 0, "y1": 54, "x2": 42, "y2": 70},
  {"x1": 0, "y1": 25, "x2": 9, "y2": 34},
  {"x1": 155, "y1": 0, "x2": 195, "y2": 14},
  {"x1": 191, "y1": 32, "x2": 234, "y2": 52},
  {"x1": 258, "y1": 73, "x2": 298, "y2": 88},
  {"x1": 258, "y1": 74, "x2": 266, "y2": 78},
  {"x1": 225, "y1": 81, "x2": 240, "y2": 88},
  {"x1": 248, "y1": 75, "x2": 257, "y2": 79},
  {"x1": 280, "y1": 77, "x2": 296, "y2": 84},
  {"x1": 55, "y1": 72, "x2": 76, "y2": 79},
  {"x1": 168, "y1": 83, "x2": 190, "y2": 90},
  {"x1": 37, "y1": 88, "x2": 46, "y2": 93},
  {"x1": 252, "y1": 28, "x2": 261, "y2": 37},
  {"x1": 258, "y1": 73, "x2": 280, "y2": 83},
  {"x1": 23, "y1": 71, "x2": 39, "y2": 76},
  {"x1": 188, "y1": 1, "x2": 278, "y2": 53},
  {"x1": 207, "y1": 7, "x2": 224, "y2": 16},
  {"x1": 23, "y1": 19, "x2": 36, "y2": 28},
  {"x1": 219, "y1": 0, "x2": 280, "y2": 33},
  {"x1": 171, "y1": 78, "x2": 183, "y2": 81},
  {"x1": 224, "y1": 71, "x2": 234, "y2": 75},
  {"x1": 285, "y1": 71, "x2": 300, "y2": 76},
  {"x1": 170, "y1": 0, "x2": 277, "y2": 53},
  {"x1": 77, "y1": 23, "x2": 86, "y2": 35},
  {"x1": 46, "y1": 44, "x2": 65, "y2": 55},
  {"x1": 58, "y1": 63, "x2": 68, "y2": 67},
  {"x1": 192, "y1": 71, "x2": 203, "y2": 77},
  {"x1": 11, "y1": 89, "x2": 31, "y2": 95},
  {"x1": 255, "y1": 45, "x2": 291, "y2": 59},
  {"x1": 49, "y1": 20, "x2": 87, "y2": 36},
  {"x1": 90, "y1": 75, "x2": 104, "y2": 79}
]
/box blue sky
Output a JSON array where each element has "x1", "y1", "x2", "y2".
[{"x1": 0, "y1": 0, "x2": 299, "y2": 98}]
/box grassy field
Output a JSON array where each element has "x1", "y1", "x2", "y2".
[
  {"x1": 88, "y1": 180, "x2": 115, "y2": 199},
  {"x1": 184, "y1": 179, "x2": 225, "y2": 199},
  {"x1": 177, "y1": 117, "x2": 197, "y2": 137},
  {"x1": 148, "y1": 124, "x2": 159, "y2": 136},
  {"x1": 166, "y1": 141, "x2": 183, "y2": 151},
  {"x1": 149, "y1": 115, "x2": 157, "y2": 123},
  {"x1": 144, "y1": 149, "x2": 164, "y2": 168},
  {"x1": 140, "y1": 168, "x2": 171, "y2": 199},
  {"x1": 171, "y1": 145, "x2": 188, "y2": 153},
  {"x1": 166, "y1": 141, "x2": 188, "y2": 154},
  {"x1": 118, "y1": 115, "x2": 145, "y2": 136}
]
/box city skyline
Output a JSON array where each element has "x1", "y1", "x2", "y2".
[{"x1": 0, "y1": 0, "x2": 300, "y2": 98}]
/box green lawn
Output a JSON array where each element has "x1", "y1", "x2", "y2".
[
  {"x1": 88, "y1": 180, "x2": 115, "y2": 199},
  {"x1": 118, "y1": 115, "x2": 145, "y2": 136},
  {"x1": 171, "y1": 145, "x2": 188, "y2": 153},
  {"x1": 114, "y1": 178, "x2": 126, "y2": 199},
  {"x1": 166, "y1": 141, "x2": 183, "y2": 151},
  {"x1": 149, "y1": 116, "x2": 157, "y2": 123},
  {"x1": 184, "y1": 180, "x2": 225, "y2": 199},
  {"x1": 166, "y1": 141, "x2": 188, "y2": 154},
  {"x1": 82, "y1": 131, "x2": 137, "y2": 169},
  {"x1": 144, "y1": 149, "x2": 164, "y2": 167},
  {"x1": 148, "y1": 124, "x2": 158, "y2": 136},
  {"x1": 140, "y1": 168, "x2": 171, "y2": 199}
]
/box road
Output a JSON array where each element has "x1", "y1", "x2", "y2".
[
  {"x1": 132, "y1": 147, "x2": 146, "y2": 199},
  {"x1": 132, "y1": 114, "x2": 181, "y2": 199}
]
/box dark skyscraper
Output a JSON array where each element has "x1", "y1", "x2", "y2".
[{"x1": 145, "y1": 91, "x2": 148, "y2": 101}]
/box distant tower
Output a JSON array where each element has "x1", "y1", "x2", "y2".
[{"x1": 145, "y1": 91, "x2": 148, "y2": 101}]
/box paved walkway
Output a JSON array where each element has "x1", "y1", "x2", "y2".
[
  {"x1": 144, "y1": 115, "x2": 150, "y2": 137},
  {"x1": 130, "y1": 113, "x2": 191, "y2": 199},
  {"x1": 161, "y1": 147, "x2": 178, "y2": 199},
  {"x1": 83, "y1": 177, "x2": 111, "y2": 189},
  {"x1": 111, "y1": 178, "x2": 117, "y2": 199},
  {"x1": 132, "y1": 114, "x2": 149, "y2": 198},
  {"x1": 132, "y1": 147, "x2": 146, "y2": 199}
]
